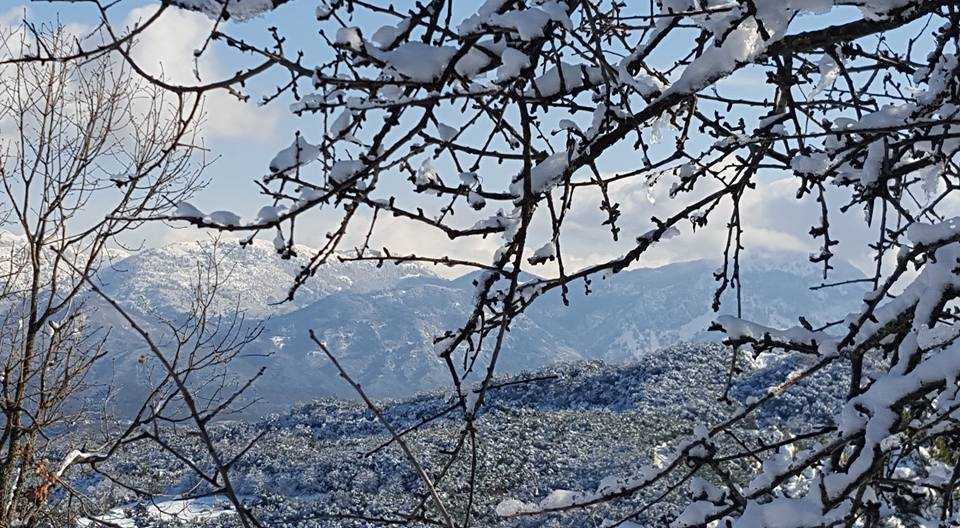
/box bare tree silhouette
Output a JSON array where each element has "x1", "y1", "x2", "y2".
[
  {"x1": 5, "y1": 1, "x2": 960, "y2": 526},
  {"x1": 0, "y1": 26, "x2": 263, "y2": 527}
]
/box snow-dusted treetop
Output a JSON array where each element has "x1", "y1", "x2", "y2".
[{"x1": 14, "y1": 0, "x2": 960, "y2": 526}]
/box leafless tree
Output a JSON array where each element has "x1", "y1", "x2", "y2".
[
  {"x1": 77, "y1": 238, "x2": 267, "y2": 528},
  {"x1": 9, "y1": 0, "x2": 960, "y2": 526},
  {"x1": 0, "y1": 26, "x2": 263, "y2": 527}
]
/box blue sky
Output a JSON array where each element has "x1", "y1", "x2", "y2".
[{"x1": 3, "y1": 1, "x2": 939, "y2": 277}]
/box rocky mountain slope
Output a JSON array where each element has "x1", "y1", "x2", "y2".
[
  {"x1": 525, "y1": 253, "x2": 865, "y2": 362},
  {"x1": 236, "y1": 252, "x2": 865, "y2": 410}
]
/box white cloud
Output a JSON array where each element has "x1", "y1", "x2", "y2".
[
  {"x1": 160, "y1": 223, "x2": 225, "y2": 245},
  {"x1": 124, "y1": 4, "x2": 279, "y2": 140},
  {"x1": 493, "y1": 170, "x2": 881, "y2": 278},
  {"x1": 276, "y1": 170, "x2": 871, "y2": 281},
  {"x1": 292, "y1": 209, "x2": 500, "y2": 278},
  {"x1": 1, "y1": 3, "x2": 279, "y2": 147},
  {"x1": 0, "y1": 5, "x2": 26, "y2": 29}
]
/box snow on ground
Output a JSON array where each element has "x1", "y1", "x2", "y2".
[{"x1": 79, "y1": 497, "x2": 235, "y2": 527}]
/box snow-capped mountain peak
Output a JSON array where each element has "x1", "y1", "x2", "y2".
[{"x1": 98, "y1": 238, "x2": 438, "y2": 318}]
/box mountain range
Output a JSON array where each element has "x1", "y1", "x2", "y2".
[{"x1": 75, "y1": 238, "x2": 868, "y2": 415}]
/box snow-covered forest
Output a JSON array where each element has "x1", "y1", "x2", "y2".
[{"x1": 1, "y1": 0, "x2": 959, "y2": 526}]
